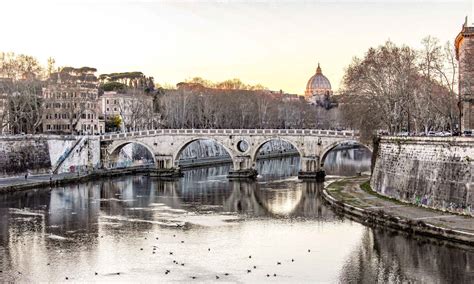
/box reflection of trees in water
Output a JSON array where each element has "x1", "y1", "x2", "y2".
[
  {"x1": 0, "y1": 188, "x2": 51, "y2": 246},
  {"x1": 286, "y1": 182, "x2": 339, "y2": 219},
  {"x1": 0, "y1": 186, "x2": 103, "y2": 242},
  {"x1": 48, "y1": 183, "x2": 101, "y2": 234},
  {"x1": 181, "y1": 165, "x2": 232, "y2": 182},
  {"x1": 256, "y1": 156, "x2": 300, "y2": 180},
  {"x1": 100, "y1": 176, "x2": 155, "y2": 221},
  {"x1": 174, "y1": 173, "x2": 338, "y2": 219},
  {"x1": 255, "y1": 148, "x2": 371, "y2": 178},
  {"x1": 339, "y1": 228, "x2": 474, "y2": 283},
  {"x1": 324, "y1": 147, "x2": 372, "y2": 176},
  {"x1": 178, "y1": 146, "x2": 371, "y2": 180},
  {"x1": 0, "y1": 183, "x2": 103, "y2": 272},
  {"x1": 0, "y1": 207, "x2": 13, "y2": 272}
]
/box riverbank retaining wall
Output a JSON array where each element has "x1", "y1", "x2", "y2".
[
  {"x1": 371, "y1": 136, "x2": 474, "y2": 216},
  {"x1": 0, "y1": 135, "x2": 100, "y2": 177},
  {"x1": 53, "y1": 137, "x2": 101, "y2": 173}
]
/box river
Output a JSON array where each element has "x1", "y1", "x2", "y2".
[{"x1": 0, "y1": 147, "x2": 472, "y2": 282}]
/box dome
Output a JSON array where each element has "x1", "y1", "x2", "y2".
[{"x1": 305, "y1": 64, "x2": 332, "y2": 94}]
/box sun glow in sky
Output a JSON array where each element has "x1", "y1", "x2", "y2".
[{"x1": 0, "y1": 0, "x2": 472, "y2": 93}]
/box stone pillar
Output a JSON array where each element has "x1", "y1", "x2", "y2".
[
  {"x1": 152, "y1": 155, "x2": 183, "y2": 178},
  {"x1": 227, "y1": 155, "x2": 258, "y2": 179},
  {"x1": 298, "y1": 156, "x2": 325, "y2": 181},
  {"x1": 100, "y1": 144, "x2": 112, "y2": 169}
]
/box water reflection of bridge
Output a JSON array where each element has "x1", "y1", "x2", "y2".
[
  {"x1": 72, "y1": 171, "x2": 337, "y2": 220},
  {"x1": 131, "y1": 177, "x2": 336, "y2": 219},
  {"x1": 0, "y1": 173, "x2": 473, "y2": 282}
]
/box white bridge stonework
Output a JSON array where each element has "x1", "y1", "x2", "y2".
[{"x1": 100, "y1": 129, "x2": 369, "y2": 179}]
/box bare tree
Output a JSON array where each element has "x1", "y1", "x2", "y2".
[
  {"x1": 0, "y1": 52, "x2": 44, "y2": 134},
  {"x1": 417, "y1": 36, "x2": 458, "y2": 131},
  {"x1": 342, "y1": 41, "x2": 418, "y2": 136}
]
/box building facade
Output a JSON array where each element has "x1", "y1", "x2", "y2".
[
  {"x1": 455, "y1": 18, "x2": 474, "y2": 132},
  {"x1": 42, "y1": 67, "x2": 104, "y2": 135},
  {"x1": 100, "y1": 91, "x2": 155, "y2": 132}
]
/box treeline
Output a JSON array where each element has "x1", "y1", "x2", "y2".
[
  {"x1": 99, "y1": 71, "x2": 155, "y2": 93},
  {"x1": 341, "y1": 37, "x2": 468, "y2": 140},
  {"x1": 183, "y1": 77, "x2": 267, "y2": 91},
  {"x1": 158, "y1": 83, "x2": 340, "y2": 129}
]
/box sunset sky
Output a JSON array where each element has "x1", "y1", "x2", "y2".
[{"x1": 1, "y1": 0, "x2": 473, "y2": 94}]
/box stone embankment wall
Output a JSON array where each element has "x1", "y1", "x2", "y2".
[
  {"x1": 53, "y1": 137, "x2": 101, "y2": 173},
  {"x1": 371, "y1": 136, "x2": 474, "y2": 216},
  {"x1": 0, "y1": 135, "x2": 100, "y2": 177}
]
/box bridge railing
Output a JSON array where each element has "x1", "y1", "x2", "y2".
[{"x1": 100, "y1": 129, "x2": 357, "y2": 141}]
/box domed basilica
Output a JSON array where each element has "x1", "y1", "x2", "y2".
[{"x1": 304, "y1": 63, "x2": 333, "y2": 106}]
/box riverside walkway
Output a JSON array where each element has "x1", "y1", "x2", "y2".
[
  {"x1": 323, "y1": 176, "x2": 474, "y2": 245},
  {"x1": 0, "y1": 172, "x2": 77, "y2": 187},
  {"x1": 0, "y1": 166, "x2": 153, "y2": 192}
]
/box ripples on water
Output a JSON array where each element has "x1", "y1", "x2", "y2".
[{"x1": 0, "y1": 148, "x2": 473, "y2": 282}]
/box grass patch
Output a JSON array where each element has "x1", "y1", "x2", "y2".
[
  {"x1": 331, "y1": 191, "x2": 355, "y2": 201},
  {"x1": 360, "y1": 181, "x2": 372, "y2": 193},
  {"x1": 359, "y1": 181, "x2": 405, "y2": 205},
  {"x1": 327, "y1": 180, "x2": 349, "y2": 192}
]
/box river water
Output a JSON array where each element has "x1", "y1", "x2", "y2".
[{"x1": 0, "y1": 147, "x2": 473, "y2": 282}]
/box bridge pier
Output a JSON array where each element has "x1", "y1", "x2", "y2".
[
  {"x1": 149, "y1": 155, "x2": 183, "y2": 178},
  {"x1": 227, "y1": 156, "x2": 258, "y2": 179},
  {"x1": 298, "y1": 156, "x2": 325, "y2": 181},
  {"x1": 100, "y1": 145, "x2": 110, "y2": 169}
]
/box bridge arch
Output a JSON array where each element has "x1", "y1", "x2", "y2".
[
  {"x1": 320, "y1": 140, "x2": 373, "y2": 168},
  {"x1": 251, "y1": 137, "x2": 303, "y2": 165},
  {"x1": 108, "y1": 140, "x2": 157, "y2": 168},
  {"x1": 173, "y1": 137, "x2": 236, "y2": 168}
]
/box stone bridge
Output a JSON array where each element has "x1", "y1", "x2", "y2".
[{"x1": 100, "y1": 129, "x2": 370, "y2": 179}]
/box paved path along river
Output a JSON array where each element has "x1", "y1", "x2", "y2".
[
  {"x1": 324, "y1": 176, "x2": 474, "y2": 244},
  {"x1": 0, "y1": 172, "x2": 77, "y2": 187}
]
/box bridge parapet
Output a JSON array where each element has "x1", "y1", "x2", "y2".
[{"x1": 100, "y1": 129, "x2": 356, "y2": 141}]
